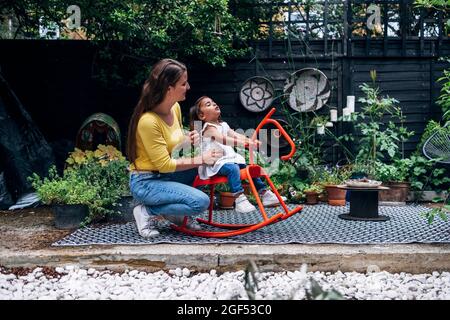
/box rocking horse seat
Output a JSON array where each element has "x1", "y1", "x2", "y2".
[{"x1": 170, "y1": 108, "x2": 303, "y2": 238}]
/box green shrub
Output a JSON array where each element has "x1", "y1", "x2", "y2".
[
  {"x1": 30, "y1": 145, "x2": 130, "y2": 226},
  {"x1": 30, "y1": 166, "x2": 99, "y2": 206}
]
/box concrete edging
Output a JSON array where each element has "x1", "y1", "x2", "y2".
[{"x1": 1, "y1": 243, "x2": 450, "y2": 274}]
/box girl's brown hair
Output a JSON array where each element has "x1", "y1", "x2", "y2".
[
  {"x1": 126, "y1": 59, "x2": 187, "y2": 165},
  {"x1": 189, "y1": 96, "x2": 208, "y2": 131},
  {"x1": 189, "y1": 96, "x2": 222, "y2": 131}
]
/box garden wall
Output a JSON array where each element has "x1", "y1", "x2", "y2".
[{"x1": 0, "y1": 39, "x2": 448, "y2": 162}]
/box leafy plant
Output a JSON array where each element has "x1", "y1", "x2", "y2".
[
  {"x1": 318, "y1": 165, "x2": 352, "y2": 186},
  {"x1": 350, "y1": 82, "x2": 414, "y2": 166},
  {"x1": 214, "y1": 182, "x2": 231, "y2": 193},
  {"x1": 1, "y1": 1, "x2": 254, "y2": 86},
  {"x1": 305, "y1": 278, "x2": 345, "y2": 300},
  {"x1": 244, "y1": 260, "x2": 345, "y2": 300},
  {"x1": 30, "y1": 145, "x2": 130, "y2": 226},
  {"x1": 436, "y1": 69, "x2": 450, "y2": 122},
  {"x1": 269, "y1": 160, "x2": 307, "y2": 200},
  {"x1": 406, "y1": 155, "x2": 450, "y2": 191},
  {"x1": 281, "y1": 106, "x2": 324, "y2": 175},
  {"x1": 304, "y1": 184, "x2": 323, "y2": 193},
  {"x1": 415, "y1": 1, "x2": 450, "y2": 34},
  {"x1": 30, "y1": 166, "x2": 100, "y2": 206},
  {"x1": 373, "y1": 161, "x2": 408, "y2": 183},
  {"x1": 421, "y1": 196, "x2": 450, "y2": 224},
  {"x1": 311, "y1": 115, "x2": 330, "y2": 127}
]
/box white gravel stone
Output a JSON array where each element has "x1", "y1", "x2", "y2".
[
  {"x1": 182, "y1": 268, "x2": 190, "y2": 277},
  {"x1": 1, "y1": 267, "x2": 449, "y2": 300}
]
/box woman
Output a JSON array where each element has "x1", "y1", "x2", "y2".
[{"x1": 127, "y1": 59, "x2": 222, "y2": 238}]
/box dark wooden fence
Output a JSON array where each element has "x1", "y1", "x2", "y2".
[{"x1": 0, "y1": 0, "x2": 449, "y2": 163}]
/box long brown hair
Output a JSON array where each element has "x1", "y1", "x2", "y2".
[{"x1": 127, "y1": 59, "x2": 187, "y2": 165}]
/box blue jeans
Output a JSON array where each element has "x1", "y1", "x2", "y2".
[
  {"x1": 217, "y1": 163, "x2": 266, "y2": 195},
  {"x1": 129, "y1": 168, "x2": 210, "y2": 217}
]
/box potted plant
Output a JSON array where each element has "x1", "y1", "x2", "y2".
[
  {"x1": 320, "y1": 166, "x2": 351, "y2": 206},
  {"x1": 29, "y1": 166, "x2": 98, "y2": 229},
  {"x1": 311, "y1": 115, "x2": 329, "y2": 135},
  {"x1": 373, "y1": 159, "x2": 410, "y2": 204},
  {"x1": 30, "y1": 145, "x2": 130, "y2": 228},
  {"x1": 303, "y1": 184, "x2": 323, "y2": 205},
  {"x1": 64, "y1": 145, "x2": 131, "y2": 222},
  {"x1": 214, "y1": 183, "x2": 235, "y2": 209}
]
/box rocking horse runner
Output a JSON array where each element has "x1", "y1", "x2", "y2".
[{"x1": 171, "y1": 107, "x2": 303, "y2": 238}]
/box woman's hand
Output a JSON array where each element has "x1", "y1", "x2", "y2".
[
  {"x1": 188, "y1": 130, "x2": 200, "y2": 145},
  {"x1": 202, "y1": 148, "x2": 223, "y2": 165}
]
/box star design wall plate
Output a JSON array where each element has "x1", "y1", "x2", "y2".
[
  {"x1": 239, "y1": 76, "x2": 275, "y2": 112},
  {"x1": 284, "y1": 68, "x2": 331, "y2": 112}
]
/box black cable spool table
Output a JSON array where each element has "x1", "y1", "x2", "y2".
[{"x1": 337, "y1": 185, "x2": 390, "y2": 222}]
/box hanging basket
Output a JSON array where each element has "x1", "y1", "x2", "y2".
[
  {"x1": 75, "y1": 113, "x2": 121, "y2": 151},
  {"x1": 284, "y1": 68, "x2": 331, "y2": 112},
  {"x1": 239, "y1": 76, "x2": 275, "y2": 112}
]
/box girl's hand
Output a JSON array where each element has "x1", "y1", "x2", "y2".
[
  {"x1": 202, "y1": 148, "x2": 223, "y2": 165},
  {"x1": 188, "y1": 130, "x2": 200, "y2": 145},
  {"x1": 247, "y1": 139, "x2": 261, "y2": 148}
]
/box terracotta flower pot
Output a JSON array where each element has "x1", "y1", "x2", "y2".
[
  {"x1": 219, "y1": 192, "x2": 235, "y2": 209},
  {"x1": 325, "y1": 185, "x2": 347, "y2": 206},
  {"x1": 304, "y1": 191, "x2": 319, "y2": 205}
]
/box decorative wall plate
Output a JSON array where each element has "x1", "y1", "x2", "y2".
[
  {"x1": 239, "y1": 76, "x2": 275, "y2": 112},
  {"x1": 284, "y1": 68, "x2": 331, "y2": 112}
]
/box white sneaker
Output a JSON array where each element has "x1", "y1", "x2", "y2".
[
  {"x1": 235, "y1": 194, "x2": 257, "y2": 214},
  {"x1": 261, "y1": 190, "x2": 287, "y2": 207},
  {"x1": 133, "y1": 205, "x2": 160, "y2": 238},
  {"x1": 162, "y1": 215, "x2": 203, "y2": 231}
]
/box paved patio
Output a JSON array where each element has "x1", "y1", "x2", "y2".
[{"x1": 1, "y1": 205, "x2": 449, "y2": 274}]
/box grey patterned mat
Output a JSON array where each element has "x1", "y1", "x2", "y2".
[{"x1": 53, "y1": 204, "x2": 450, "y2": 246}]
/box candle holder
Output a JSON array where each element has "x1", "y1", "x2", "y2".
[
  {"x1": 330, "y1": 109, "x2": 338, "y2": 122},
  {"x1": 347, "y1": 95, "x2": 355, "y2": 114}
]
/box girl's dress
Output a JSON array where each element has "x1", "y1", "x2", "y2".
[{"x1": 198, "y1": 121, "x2": 245, "y2": 180}]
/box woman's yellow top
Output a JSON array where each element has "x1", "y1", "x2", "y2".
[{"x1": 130, "y1": 102, "x2": 184, "y2": 173}]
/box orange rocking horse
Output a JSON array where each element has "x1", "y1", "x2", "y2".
[{"x1": 170, "y1": 108, "x2": 303, "y2": 237}]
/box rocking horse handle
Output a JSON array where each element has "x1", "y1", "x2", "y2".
[{"x1": 249, "y1": 107, "x2": 296, "y2": 164}]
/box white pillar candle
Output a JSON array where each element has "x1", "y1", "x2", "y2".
[
  {"x1": 347, "y1": 95, "x2": 355, "y2": 113},
  {"x1": 317, "y1": 125, "x2": 325, "y2": 135},
  {"x1": 330, "y1": 109, "x2": 338, "y2": 122},
  {"x1": 343, "y1": 107, "x2": 351, "y2": 121}
]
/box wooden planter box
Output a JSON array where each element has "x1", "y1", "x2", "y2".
[
  {"x1": 407, "y1": 190, "x2": 449, "y2": 202},
  {"x1": 379, "y1": 182, "x2": 410, "y2": 205}
]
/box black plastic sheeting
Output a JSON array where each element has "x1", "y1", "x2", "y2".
[{"x1": 0, "y1": 72, "x2": 54, "y2": 205}]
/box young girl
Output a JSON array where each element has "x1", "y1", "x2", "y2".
[{"x1": 189, "y1": 96, "x2": 284, "y2": 214}]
